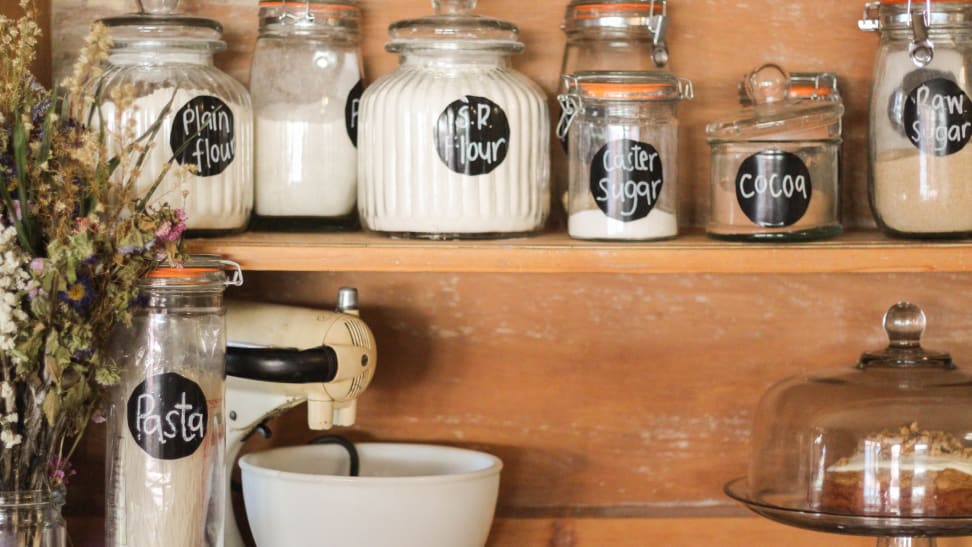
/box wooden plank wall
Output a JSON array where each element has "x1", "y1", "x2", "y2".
[{"x1": 42, "y1": 0, "x2": 972, "y2": 545}]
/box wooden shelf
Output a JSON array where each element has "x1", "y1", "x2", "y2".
[{"x1": 185, "y1": 229, "x2": 972, "y2": 274}]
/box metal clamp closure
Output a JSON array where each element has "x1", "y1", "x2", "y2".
[
  {"x1": 557, "y1": 74, "x2": 581, "y2": 141},
  {"x1": 908, "y1": 0, "x2": 935, "y2": 67},
  {"x1": 858, "y1": 1, "x2": 880, "y2": 31},
  {"x1": 220, "y1": 259, "x2": 244, "y2": 287}
]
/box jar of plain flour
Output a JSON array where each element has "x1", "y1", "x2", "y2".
[
  {"x1": 250, "y1": 0, "x2": 363, "y2": 230},
  {"x1": 358, "y1": 0, "x2": 550, "y2": 239},
  {"x1": 97, "y1": 0, "x2": 253, "y2": 235}
]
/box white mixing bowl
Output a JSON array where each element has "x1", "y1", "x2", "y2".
[{"x1": 239, "y1": 442, "x2": 502, "y2": 547}]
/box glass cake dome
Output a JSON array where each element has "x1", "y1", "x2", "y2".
[{"x1": 727, "y1": 302, "x2": 972, "y2": 541}]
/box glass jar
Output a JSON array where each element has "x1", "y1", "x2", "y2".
[
  {"x1": 97, "y1": 0, "x2": 253, "y2": 235},
  {"x1": 357, "y1": 0, "x2": 550, "y2": 239},
  {"x1": 250, "y1": 0, "x2": 363, "y2": 231},
  {"x1": 726, "y1": 303, "x2": 972, "y2": 543},
  {"x1": 706, "y1": 65, "x2": 844, "y2": 242},
  {"x1": 0, "y1": 490, "x2": 65, "y2": 547},
  {"x1": 860, "y1": 1, "x2": 972, "y2": 238},
  {"x1": 106, "y1": 256, "x2": 242, "y2": 547},
  {"x1": 555, "y1": 0, "x2": 671, "y2": 217},
  {"x1": 558, "y1": 71, "x2": 692, "y2": 240}
]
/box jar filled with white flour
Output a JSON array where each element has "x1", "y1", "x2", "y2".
[
  {"x1": 250, "y1": 0, "x2": 363, "y2": 230},
  {"x1": 358, "y1": 0, "x2": 550, "y2": 239},
  {"x1": 97, "y1": 0, "x2": 253, "y2": 235},
  {"x1": 860, "y1": 0, "x2": 972, "y2": 238},
  {"x1": 558, "y1": 71, "x2": 692, "y2": 241}
]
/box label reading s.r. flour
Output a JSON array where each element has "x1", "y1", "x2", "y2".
[
  {"x1": 169, "y1": 95, "x2": 236, "y2": 177},
  {"x1": 127, "y1": 372, "x2": 208, "y2": 460},
  {"x1": 434, "y1": 95, "x2": 510, "y2": 176},
  {"x1": 590, "y1": 139, "x2": 663, "y2": 222},
  {"x1": 904, "y1": 78, "x2": 972, "y2": 156},
  {"x1": 345, "y1": 80, "x2": 364, "y2": 147},
  {"x1": 735, "y1": 151, "x2": 812, "y2": 228}
]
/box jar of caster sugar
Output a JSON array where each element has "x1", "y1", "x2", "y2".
[
  {"x1": 558, "y1": 71, "x2": 692, "y2": 241},
  {"x1": 706, "y1": 65, "x2": 844, "y2": 242},
  {"x1": 250, "y1": 0, "x2": 364, "y2": 230},
  {"x1": 357, "y1": 0, "x2": 550, "y2": 239},
  {"x1": 860, "y1": 0, "x2": 972, "y2": 237},
  {"x1": 97, "y1": 0, "x2": 253, "y2": 235}
]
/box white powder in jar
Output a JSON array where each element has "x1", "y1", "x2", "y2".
[
  {"x1": 873, "y1": 148, "x2": 972, "y2": 234},
  {"x1": 569, "y1": 208, "x2": 677, "y2": 240},
  {"x1": 99, "y1": 88, "x2": 253, "y2": 232}
]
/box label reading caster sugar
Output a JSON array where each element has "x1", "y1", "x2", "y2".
[
  {"x1": 127, "y1": 372, "x2": 208, "y2": 460},
  {"x1": 434, "y1": 95, "x2": 510, "y2": 176},
  {"x1": 904, "y1": 78, "x2": 972, "y2": 156},
  {"x1": 590, "y1": 139, "x2": 664, "y2": 222},
  {"x1": 735, "y1": 151, "x2": 812, "y2": 228},
  {"x1": 169, "y1": 95, "x2": 236, "y2": 177}
]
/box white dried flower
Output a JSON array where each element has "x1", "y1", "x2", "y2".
[
  {"x1": 2, "y1": 413, "x2": 16, "y2": 424},
  {"x1": 1, "y1": 429, "x2": 22, "y2": 449},
  {"x1": 0, "y1": 226, "x2": 29, "y2": 352}
]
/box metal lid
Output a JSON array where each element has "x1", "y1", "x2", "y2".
[
  {"x1": 858, "y1": 302, "x2": 954, "y2": 369},
  {"x1": 386, "y1": 0, "x2": 523, "y2": 54},
  {"x1": 563, "y1": 0, "x2": 667, "y2": 32},
  {"x1": 100, "y1": 0, "x2": 225, "y2": 51},
  {"x1": 706, "y1": 64, "x2": 844, "y2": 143},
  {"x1": 258, "y1": 0, "x2": 360, "y2": 33}
]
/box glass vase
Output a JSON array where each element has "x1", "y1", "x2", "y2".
[{"x1": 0, "y1": 489, "x2": 66, "y2": 547}]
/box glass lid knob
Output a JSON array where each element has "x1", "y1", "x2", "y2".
[
  {"x1": 745, "y1": 64, "x2": 789, "y2": 105},
  {"x1": 433, "y1": 0, "x2": 477, "y2": 15},
  {"x1": 137, "y1": 0, "x2": 179, "y2": 14},
  {"x1": 884, "y1": 302, "x2": 925, "y2": 349}
]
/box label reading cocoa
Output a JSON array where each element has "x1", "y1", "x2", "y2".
[
  {"x1": 169, "y1": 96, "x2": 235, "y2": 177},
  {"x1": 589, "y1": 139, "x2": 663, "y2": 222},
  {"x1": 345, "y1": 80, "x2": 364, "y2": 147},
  {"x1": 735, "y1": 151, "x2": 812, "y2": 228},
  {"x1": 434, "y1": 96, "x2": 510, "y2": 176},
  {"x1": 127, "y1": 372, "x2": 208, "y2": 460},
  {"x1": 904, "y1": 78, "x2": 972, "y2": 156}
]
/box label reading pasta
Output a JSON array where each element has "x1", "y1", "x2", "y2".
[{"x1": 127, "y1": 372, "x2": 208, "y2": 460}]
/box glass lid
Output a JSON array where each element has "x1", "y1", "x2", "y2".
[
  {"x1": 566, "y1": 70, "x2": 691, "y2": 102},
  {"x1": 706, "y1": 64, "x2": 843, "y2": 143},
  {"x1": 563, "y1": 0, "x2": 667, "y2": 32},
  {"x1": 258, "y1": 0, "x2": 360, "y2": 32},
  {"x1": 100, "y1": 0, "x2": 224, "y2": 51},
  {"x1": 739, "y1": 302, "x2": 972, "y2": 521},
  {"x1": 386, "y1": 0, "x2": 524, "y2": 53}
]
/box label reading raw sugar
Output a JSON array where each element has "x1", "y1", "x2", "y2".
[
  {"x1": 589, "y1": 139, "x2": 663, "y2": 222},
  {"x1": 127, "y1": 372, "x2": 208, "y2": 460},
  {"x1": 345, "y1": 80, "x2": 364, "y2": 147},
  {"x1": 169, "y1": 95, "x2": 235, "y2": 177},
  {"x1": 904, "y1": 78, "x2": 972, "y2": 156},
  {"x1": 735, "y1": 151, "x2": 812, "y2": 228},
  {"x1": 434, "y1": 96, "x2": 510, "y2": 176}
]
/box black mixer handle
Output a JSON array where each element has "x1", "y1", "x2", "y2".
[{"x1": 225, "y1": 346, "x2": 339, "y2": 384}]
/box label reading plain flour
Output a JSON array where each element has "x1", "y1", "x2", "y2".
[{"x1": 169, "y1": 95, "x2": 236, "y2": 177}]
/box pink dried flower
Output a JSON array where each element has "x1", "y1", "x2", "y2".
[{"x1": 48, "y1": 456, "x2": 77, "y2": 487}]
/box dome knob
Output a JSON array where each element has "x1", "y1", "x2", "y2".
[{"x1": 883, "y1": 302, "x2": 926, "y2": 348}]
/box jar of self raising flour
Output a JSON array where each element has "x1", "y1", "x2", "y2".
[
  {"x1": 97, "y1": 0, "x2": 253, "y2": 235},
  {"x1": 706, "y1": 65, "x2": 844, "y2": 242},
  {"x1": 860, "y1": 0, "x2": 972, "y2": 237},
  {"x1": 357, "y1": 0, "x2": 550, "y2": 239},
  {"x1": 558, "y1": 71, "x2": 692, "y2": 241}
]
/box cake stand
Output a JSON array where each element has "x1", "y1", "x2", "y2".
[{"x1": 725, "y1": 478, "x2": 972, "y2": 547}]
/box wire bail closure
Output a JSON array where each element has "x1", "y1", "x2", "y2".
[
  {"x1": 220, "y1": 259, "x2": 245, "y2": 287},
  {"x1": 908, "y1": 0, "x2": 935, "y2": 67},
  {"x1": 557, "y1": 74, "x2": 581, "y2": 141}
]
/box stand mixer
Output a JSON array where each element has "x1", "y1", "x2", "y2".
[{"x1": 223, "y1": 288, "x2": 377, "y2": 547}]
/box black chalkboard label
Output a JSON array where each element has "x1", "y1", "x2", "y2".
[
  {"x1": 345, "y1": 80, "x2": 364, "y2": 147},
  {"x1": 589, "y1": 139, "x2": 664, "y2": 222},
  {"x1": 735, "y1": 151, "x2": 812, "y2": 228},
  {"x1": 127, "y1": 372, "x2": 209, "y2": 461},
  {"x1": 434, "y1": 96, "x2": 510, "y2": 176},
  {"x1": 169, "y1": 95, "x2": 235, "y2": 177},
  {"x1": 904, "y1": 78, "x2": 972, "y2": 156}
]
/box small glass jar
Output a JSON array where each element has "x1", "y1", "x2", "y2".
[
  {"x1": 555, "y1": 0, "x2": 671, "y2": 215},
  {"x1": 558, "y1": 71, "x2": 692, "y2": 241},
  {"x1": 106, "y1": 256, "x2": 242, "y2": 547},
  {"x1": 250, "y1": 0, "x2": 363, "y2": 231},
  {"x1": 706, "y1": 65, "x2": 844, "y2": 242},
  {"x1": 97, "y1": 0, "x2": 253, "y2": 235},
  {"x1": 859, "y1": 1, "x2": 972, "y2": 238},
  {"x1": 357, "y1": 0, "x2": 550, "y2": 239},
  {"x1": 0, "y1": 490, "x2": 65, "y2": 547}
]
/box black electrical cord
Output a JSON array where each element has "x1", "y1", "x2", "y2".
[{"x1": 309, "y1": 434, "x2": 360, "y2": 477}]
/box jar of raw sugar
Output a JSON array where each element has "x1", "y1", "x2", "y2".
[
  {"x1": 706, "y1": 65, "x2": 844, "y2": 242},
  {"x1": 558, "y1": 71, "x2": 692, "y2": 241},
  {"x1": 97, "y1": 0, "x2": 253, "y2": 235},
  {"x1": 860, "y1": 0, "x2": 972, "y2": 237},
  {"x1": 250, "y1": 0, "x2": 363, "y2": 230},
  {"x1": 357, "y1": 0, "x2": 550, "y2": 239}
]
